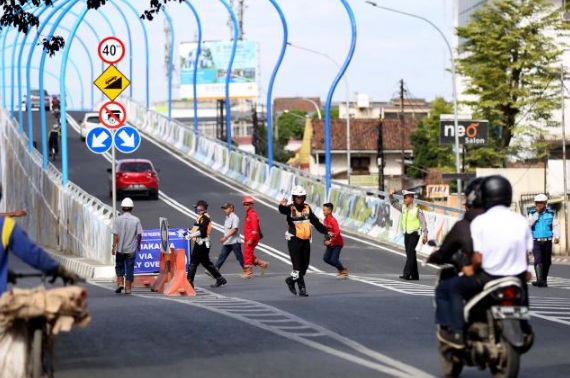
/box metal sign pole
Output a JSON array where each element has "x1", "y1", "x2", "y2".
[{"x1": 112, "y1": 142, "x2": 117, "y2": 219}]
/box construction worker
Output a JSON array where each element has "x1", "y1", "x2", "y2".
[
  {"x1": 241, "y1": 195, "x2": 268, "y2": 278},
  {"x1": 112, "y1": 197, "x2": 142, "y2": 294},
  {"x1": 389, "y1": 189, "x2": 428, "y2": 280},
  {"x1": 528, "y1": 193, "x2": 559, "y2": 287},
  {"x1": 279, "y1": 185, "x2": 329, "y2": 297},
  {"x1": 185, "y1": 200, "x2": 227, "y2": 288}
]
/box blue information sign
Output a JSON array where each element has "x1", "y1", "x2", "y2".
[
  {"x1": 114, "y1": 125, "x2": 141, "y2": 153},
  {"x1": 135, "y1": 228, "x2": 190, "y2": 274},
  {"x1": 86, "y1": 127, "x2": 113, "y2": 154}
]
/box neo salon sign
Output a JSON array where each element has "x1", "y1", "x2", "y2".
[{"x1": 439, "y1": 119, "x2": 489, "y2": 146}]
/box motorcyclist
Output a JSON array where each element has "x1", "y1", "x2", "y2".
[
  {"x1": 428, "y1": 177, "x2": 485, "y2": 348},
  {"x1": 0, "y1": 182, "x2": 79, "y2": 295},
  {"x1": 434, "y1": 175, "x2": 533, "y2": 349}
]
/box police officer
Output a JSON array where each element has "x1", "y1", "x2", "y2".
[
  {"x1": 279, "y1": 185, "x2": 328, "y2": 297},
  {"x1": 389, "y1": 189, "x2": 428, "y2": 280},
  {"x1": 528, "y1": 193, "x2": 559, "y2": 287},
  {"x1": 186, "y1": 200, "x2": 227, "y2": 288}
]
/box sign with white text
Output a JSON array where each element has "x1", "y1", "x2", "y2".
[
  {"x1": 439, "y1": 119, "x2": 489, "y2": 146},
  {"x1": 135, "y1": 228, "x2": 189, "y2": 274}
]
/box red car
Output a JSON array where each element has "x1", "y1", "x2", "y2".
[{"x1": 108, "y1": 159, "x2": 160, "y2": 200}]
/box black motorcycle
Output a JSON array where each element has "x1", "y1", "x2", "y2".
[{"x1": 435, "y1": 263, "x2": 534, "y2": 378}]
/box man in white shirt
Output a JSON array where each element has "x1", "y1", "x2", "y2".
[
  {"x1": 437, "y1": 175, "x2": 532, "y2": 349},
  {"x1": 214, "y1": 202, "x2": 244, "y2": 271}
]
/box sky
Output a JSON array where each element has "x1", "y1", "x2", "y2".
[{"x1": 3, "y1": 0, "x2": 454, "y2": 109}]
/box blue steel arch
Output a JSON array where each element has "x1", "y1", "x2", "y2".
[
  {"x1": 219, "y1": 0, "x2": 238, "y2": 151},
  {"x1": 323, "y1": 0, "x2": 357, "y2": 199},
  {"x1": 161, "y1": 7, "x2": 175, "y2": 120},
  {"x1": 183, "y1": 0, "x2": 202, "y2": 134},
  {"x1": 265, "y1": 0, "x2": 289, "y2": 168}
]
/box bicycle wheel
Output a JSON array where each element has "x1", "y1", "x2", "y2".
[{"x1": 31, "y1": 328, "x2": 43, "y2": 378}]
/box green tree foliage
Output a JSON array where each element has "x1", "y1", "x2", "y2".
[
  {"x1": 277, "y1": 111, "x2": 306, "y2": 142},
  {"x1": 0, "y1": 0, "x2": 184, "y2": 55},
  {"x1": 409, "y1": 97, "x2": 454, "y2": 177},
  {"x1": 456, "y1": 0, "x2": 569, "y2": 165}
]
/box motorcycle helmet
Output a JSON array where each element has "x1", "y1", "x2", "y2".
[
  {"x1": 291, "y1": 185, "x2": 307, "y2": 198},
  {"x1": 464, "y1": 177, "x2": 485, "y2": 209},
  {"x1": 534, "y1": 194, "x2": 548, "y2": 203},
  {"x1": 480, "y1": 175, "x2": 512, "y2": 210},
  {"x1": 121, "y1": 197, "x2": 134, "y2": 208}
]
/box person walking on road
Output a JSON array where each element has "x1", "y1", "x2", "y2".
[
  {"x1": 528, "y1": 193, "x2": 559, "y2": 288},
  {"x1": 214, "y1": 202, "x2": 244, "y2": 272},
  {"x1": 279, "y1": 185, "x2": 329, "y2": 297},
  {"x1": 112, "y1": 197, "x2": 143, "y2": 295},
  {"x1": 185, "y1": 200, "x2": 227, "y2": 288},
  {"x1": 241, "y1": 195, "x2": 268, "y2": 279},
  {"x1": 322, "y1": 203, "x2": 348, "y2": 279},
  {"x1": 389, "y1": 189, "x2": 428, "y2": 281}
]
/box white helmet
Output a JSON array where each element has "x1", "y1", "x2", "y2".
[
  {"x1": 121, "y1": 197, "x2": 134, "y2": 208},
  {"x1": 534, "y1": 194, "x2": 548, "y2": 203},
  {"x1": 291, "y1": 185, "x2": 307, "y2": 197}
]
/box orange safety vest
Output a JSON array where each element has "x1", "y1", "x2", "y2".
[{"x1": 290, "y1": 204, "x2": 312, "y2": 240}]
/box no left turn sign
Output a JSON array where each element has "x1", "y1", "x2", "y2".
[
  {"x1": 99, "y1": 101, "x2": 127, "y2": 129},
  {"x1": 98, "y1": 36, "x2": 125, "y2": 65}
]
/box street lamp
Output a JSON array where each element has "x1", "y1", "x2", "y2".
[
  {"x1": 365, "y1": 1, "x2": 462, "y2": 204},
  {"x1": 301, "y1": 97, "x2": 322, "y2": 120},
  {"x1": 288, "y1": 41, "x2": 352, "y2": 184}
]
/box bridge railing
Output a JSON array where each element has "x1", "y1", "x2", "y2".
[
  {"x1": 122, "y1": 98, "x2": 462, "y2": 248},
  {"x1": 0, "y1": 109, "x2": 115, "y2": 269}
]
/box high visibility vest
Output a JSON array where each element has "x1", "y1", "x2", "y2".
[
  {"x1": 530, "y1": 208, "x2": 555, "y2": 239},
  {"x1": 290, "y1": 204, "x2": 312, "y2": 240},
  {"x1": 401, "y1": 205, "x2": 421, "y2": 234}
]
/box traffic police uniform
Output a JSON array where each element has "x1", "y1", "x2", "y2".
[{"x1": 528, "y1": 194, "x2": 559, "y2": 287}]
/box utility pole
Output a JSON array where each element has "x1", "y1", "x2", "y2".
[
  {"x1": 399, "y1": 79, "x2": 405, "y2": 189},
  {"x1": 228, "y1": 0, "x2": 245, "y2": 40},
  {"x1": 377, "y1": 120, "x2": 385, "y2": 192}
]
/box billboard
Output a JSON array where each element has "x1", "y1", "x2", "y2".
[
  {"x1": 439, "y1": 119, "x2": 489, "y2": 146},
  {"x1": 179, "y1": 40, "x2": 258, "y2": 100}
]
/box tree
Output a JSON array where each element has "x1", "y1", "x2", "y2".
[
  {"x1": 409, "y1": 97, "x2": 454, "y2": 177},
  {"x1": 0, "y1": 0, "x2": 183, "y2": 56},
  {"x1": 456, "y1": 0, "x2": 569, "y2": 166}
]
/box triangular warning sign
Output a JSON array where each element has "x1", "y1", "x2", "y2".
[{"x1": 105, "y1": 77, "x2": 123, "y2": 90}]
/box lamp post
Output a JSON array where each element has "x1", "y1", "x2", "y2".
[
  {"x1": 366, "y1": 1, "x2": 462, "y2": 205},
  {"x1": 288, "y1": 41, "x2": 352, "y2": 184},
  {"x1": 302, "y1": 97, "x2": 322, "y2": 120}
]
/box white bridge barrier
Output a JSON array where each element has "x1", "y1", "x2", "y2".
[
  {"x1": 0, "y1": 110, "x2": 115, "y2": 277},
  {"x1": 121, "y1": 98, "x2": 463, "y2": 248}
]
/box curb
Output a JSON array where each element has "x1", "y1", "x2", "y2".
[{"x1": 47, "y1": 250, "x2": 115, "y2": 280}]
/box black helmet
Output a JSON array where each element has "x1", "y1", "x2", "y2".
[
  {"x1": 464, "y1": 177, "x2": 485, "y2": 209},
  {"x1": 480, "y1": 175, "x2": 512, "y2": 210},
  {"x1": 194, "y1": 200, "x2": 208, "y2": 209}
]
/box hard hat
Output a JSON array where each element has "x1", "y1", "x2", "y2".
[
  {"x1": 242, "y1": 195, "x2": 255, "y2": 204},
  {"x1": 121, "y1": 197, "x2": 134, "y2": 208},
  {"x1": 534, "y1": 194, "x2": 548, "y2": 203},
  {"x1": 402, "y1": 190, "x2": 416, "y2": 197},
  {"x1": 291, "y1": 185, "x2": 307, "y2": 197}
]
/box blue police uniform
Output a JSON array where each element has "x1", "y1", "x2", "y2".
[
  {"x1": 528, "y1": 207, "x2": 559, "y2": 287},
  {"x1": 1, "y1": 217, "x2": 60, "y2": 295}
]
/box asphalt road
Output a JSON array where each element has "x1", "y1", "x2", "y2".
[{"x1": 8, "y1": 109, "x2": 570, "y2": 378}]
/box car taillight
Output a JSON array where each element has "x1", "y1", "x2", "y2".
[{"x1": 147, "y1": 172, "x2": 156, "y2": 178}]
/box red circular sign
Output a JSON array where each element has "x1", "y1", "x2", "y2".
[
  {"x1": 99, "y1": 101, "x2": 127, "y2": 129},
  {"x1": 98, "y1": 36, "x2": 126, "y2": 65}
]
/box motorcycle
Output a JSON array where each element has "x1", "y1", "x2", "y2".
[{"x1": 434, "y1": 262, "x2": 534, "y2": 378}]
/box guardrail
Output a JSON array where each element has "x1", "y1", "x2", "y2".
[
  {"x1": 0, "y1": 109, "x2": 115, "y2": 269},
  {"x1": 121, "y1": 98, "x2": 463, "y2": 247}
]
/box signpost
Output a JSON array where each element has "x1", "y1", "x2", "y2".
[{"x1": 92, "y1": 37, "x2": 137, "y2": 218}]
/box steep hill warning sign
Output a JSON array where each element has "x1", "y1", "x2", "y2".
[{"x1": 94, "y1": 65, "x2": 131, "y2": 101}]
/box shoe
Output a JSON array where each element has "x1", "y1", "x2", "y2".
[
  {"x1": 408, "y1": 277, "x2": 419, "y2": 281},
  {"x1": 437, "y1": 327, "x2": 465, "y2": 349},
  {"x1": 210, "y1": 276, "x2": 227, "y2": 288},
  {"x1": 399, "y1": 275, "x2": 411, "y2": 280},
  {"x1": 337, "y1": 268, "x2": 349, "y2": 280},
  {"x1": 285, "y1": 277, "x2": 297, "y2": 296}
]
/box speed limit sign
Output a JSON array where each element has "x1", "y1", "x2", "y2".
[{"x1": 98, "y1": 36, "x2": 125, "y2": 65}]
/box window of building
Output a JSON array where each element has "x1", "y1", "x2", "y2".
[{"x1": 351, "y1": 157, "x2": 370, "y2": 175}]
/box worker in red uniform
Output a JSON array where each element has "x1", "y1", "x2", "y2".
[{"x1": 241, "y1": 195, "x2": 269, "y2": 279}]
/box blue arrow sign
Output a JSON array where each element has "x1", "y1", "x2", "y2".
[
  {"x1": 86, "y1": 127, "x2": 113, "y2": 154},
  {"x1": 114, "y1": 125, "x2": 141, "y2": 153}
]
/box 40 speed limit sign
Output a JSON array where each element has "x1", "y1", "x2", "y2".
[{"x1": 98, "y1": 36, "x2": 125, "y2": 65}]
